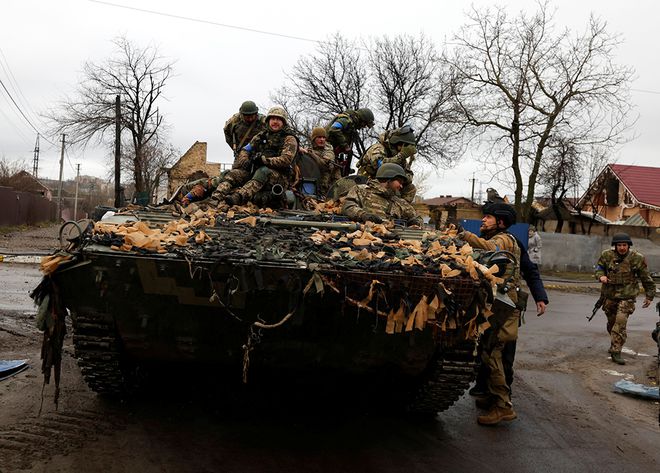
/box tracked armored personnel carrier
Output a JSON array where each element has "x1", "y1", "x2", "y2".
[{"x1": 41, "y1": 207, "x2": 494, "y2": 413}]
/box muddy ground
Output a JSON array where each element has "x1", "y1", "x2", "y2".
[{"x1": 0, "y1": 225, "x2": 658, "y2": 472}]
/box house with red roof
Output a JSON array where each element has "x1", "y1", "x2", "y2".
[{"x1": 577, "y1": 164, "x2": 660, "y2": 227}]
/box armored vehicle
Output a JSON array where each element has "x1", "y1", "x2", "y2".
[{"x1": 38, "y1": 207, "x2": 494, "y2": 414}]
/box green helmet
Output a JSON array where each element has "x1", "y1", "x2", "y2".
[
  {"x1": 611, "y1": 233, "x2": 633, "y2": 246},
  {"x1": 376, "y1": 163, "x2": 408, "y2": 182},
  {"x1": 388, "y1": 124, "x2": 416, "y2": 145},
  {"x1": 239, "y1": 100, "x2": 259, "y2": 115},
  {"x1": 266, "y1": 106, "x2": 288, "y2": 126},
  {"x1": 356, "y1": 108, "x2": 374, "y2": 127}
]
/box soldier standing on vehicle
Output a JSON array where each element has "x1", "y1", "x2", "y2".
[
  {"x1": 300, "y1": 127, "x2": 340, "y2": 198},
  {"x1": 222, "y1": 106, "x2": 299, "y2": 207},
  {"x1": 458, "y1": 202, "x2": 521, "y2": 425},
  {"x1": 223, "y1": 101, "x2": 266, "y2": 156},
  {"x1": 357, "y1": 125, "x2": 417, "y2": 203},
  {"x1": 341, "y1": 163, "x2": 421, "y2": 226},
  {"x1": 595, "y1": 233, "x2": 656, "y2": 365},
  {"x1": 325, "y1": 108, "x2": 374, "y2": 177}
]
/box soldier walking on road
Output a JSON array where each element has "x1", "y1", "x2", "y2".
[
  {"x1": 223, "y1": 101, "x2": 266, "y2": 155},
  {"x1": 595, "y1": 233, "x2": 656, "y2": 365}
]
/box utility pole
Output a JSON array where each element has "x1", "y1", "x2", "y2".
[
  {"x1": 32, "y1": 134, "x2": 40, "y2": 178},
  {"x1": 114, "y1": 95, "x2": 121, "y2": 207},
  {"x1": 470, "y1": 173, "x2": 476, "y2": 203},
  {"x1": 74, "y1": 163, "x2": 80, "y2": 220},
  {"x1": 56, "y1": 134, "x2": 65, "y2": 221}
]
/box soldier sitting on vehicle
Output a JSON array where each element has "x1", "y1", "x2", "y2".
[
  {"x1": 300, "y1": 127, "x2": 340, "y2": 198},
  {"x1": 326, "y1": 108, "x2": 374, "y2": 177},
  {"x1": 223, "y1": 100, "x2": 266, "y2": 156},
  {"x1": 220, "y1": 106, "x2": 299, "y2": 207},
  {"x1": 357, "y1": 125, "x2": 417, "y2": 203},
  {"x1": 341, "y1": 163, "x2": 422, "y2": 226}
]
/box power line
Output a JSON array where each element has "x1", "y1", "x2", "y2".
[
  {"x1": 0, "y1": 90, "x2": 33, "y2": 147},
  {"x1": 0, "y1": 47, "x2": 50, "y2": 131},
  {"x1": 88, "y1": 0, "x2": 320, "y2": 44},
  {"x1": 0, "y1": 77, "x2": 55, "y2": 145},
  {"x1": 630, "y1": 88, "x2": 660, "y2": 95}
]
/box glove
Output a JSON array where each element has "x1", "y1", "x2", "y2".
[
  {"x1": 260, "y1": 155, "x2": 270, "y2": 166},
  {"x1": 400, "y1": 144, "x2": 417, "y2": 159},
  {"x1": 362, "y1": 212, "x2": 383, "y2": 224}
]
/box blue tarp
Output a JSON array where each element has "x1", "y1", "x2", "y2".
[
  {"x1": 0, "y1": 359, "x2": 29, "y2": 381},
  {"x1": 613, "y1": 379, "x2": 660, "y2": 400}
]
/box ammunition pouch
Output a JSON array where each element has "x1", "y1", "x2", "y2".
[{"x1": 489, "y1": 299, "x2": 517, "y2": 330}]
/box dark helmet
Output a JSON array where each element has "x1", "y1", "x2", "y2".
[
  {"x1": 239, "y1": 100, "x2": 259, "y2": 115},
  {"x1": 611, "y1": 233, "x2": 633, "y2": 246},
  {"x1": 356, "y1": 108, "x2": 374, "y2": 127},
  {"x1": 483, "y1": 202, "x2": 517, "y2": 228},
  {"x1": 388, "y1": 124, "x2": 416, "y2": 146},
  {"x1": 376, "y1": 163, "x2": 408, "y2": 182}
]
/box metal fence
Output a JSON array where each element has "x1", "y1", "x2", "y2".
[{"x1": 0, "y1": 186, "x2": 57, "y2": 226}]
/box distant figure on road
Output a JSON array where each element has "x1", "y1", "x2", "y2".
[
  {"x1": 527, "y1": 226, "x2": 542, "y2": 265},
  {"x1": 595, "y1": 233, "x2": 656, "y2": 365}
]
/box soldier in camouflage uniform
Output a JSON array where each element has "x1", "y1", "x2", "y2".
[
  {"x1": 325, "y1": 108, "x2": 374, "y2": 177},
  {"x1": 178, "y1": 174, "x2": 226, "y2": 206},
  {"x1": 595, "y1": 233, "x2": 656, "y2": 365},
  {"x1": 341, "y1": 163, "x2": 422, "y2": 226},
  {"x1": 357, "y1": 125, "x2": 417, "y2": 203},
  {"x1": 300, "y1": 127, "x2": 340, "y2": 198},
  {"x1": 223, "y1": 101, "x2": 266, "y2": 155},
  {"x1": 222, "y1": 107, "x2": 299, "y2": 207},
  {"x1": 459, "y1": 202, "x2": 521, "y2": 425}
]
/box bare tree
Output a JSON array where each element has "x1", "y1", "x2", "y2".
[
  {"x1": 368, "y1": 34, "x2": 464, "y2": 167},
  {"x1": 116, "y1": 135, "x2": 179, "y2": 204},
  {"x1": 47, "y1": 36, "x2": 174, "y2": 193},
  {"x1": 539, "y1": 137, "x2": 581, "y2": 232},
  {"x1": 0, "y1": 156, "x2": 28, "y2": 187},
  {"x1": 446, "y1": 2, "x2": 635, "y2": 220}
]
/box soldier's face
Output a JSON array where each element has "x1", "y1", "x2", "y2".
[
  {"x1": 243, "y1": 114, "x2": 257, "y2": 124},
  {"x1": 268, "y1": 117, "x2": 284, "y2": 131},
  {"x1": 615, "y1": 242, "x2": 629, "y2": 255},
  {"x1": 387, "y1": 178, "x2": 404, "y2": 192},
  {"x1": 480, "y1": 214, "x2": 497, "y2": 232},
  {"x1": 314, "y1": 136, "x2": 326, "y2": 147}
]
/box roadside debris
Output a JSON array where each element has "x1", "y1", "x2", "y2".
[
  {"x1": 613, "y1": 379, "x2": 659, "y2": 400},
  {"x1": 0, "y1": 359, "x2": 29, "y2": 381}
]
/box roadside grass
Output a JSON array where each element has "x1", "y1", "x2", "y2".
[
  {"x1": 541, "y1": 270, "x2": 595, "y2": 281},
  {"x1": 0, "y1": 221, "x2": 57, "y2": 235}
]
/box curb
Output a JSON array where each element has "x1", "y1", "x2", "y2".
[{"x1": 0, "y1": 255, "x2": 43, "y2": 265}]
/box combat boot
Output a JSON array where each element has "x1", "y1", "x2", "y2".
[
  {"x1": 477, "y1": 406, "x2": 517, "y2": 426},
  {"x1": 610, "y1": 352, "x2": 626, "y2": 365},
  {"x1": 468, "y1": 384, "x2": 489, "y2": 397},
  {"x1": 225, "y1": 193, "x2": 243, "y2": 207}
]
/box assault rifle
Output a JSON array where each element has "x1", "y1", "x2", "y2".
[{"x1": 587, "y1": 292, "x2": 605, "y2": 322}]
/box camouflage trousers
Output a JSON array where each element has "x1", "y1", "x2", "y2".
[
  {"x1": 603, "y1": 298, "x2": 636, "y2": 353},
  {"x1": 179, "y1": 175, "x2": 225, "y2": 204},
  {"x1": 211, "y1": 169, "x2": 251, "y2": 200},
  {"x1": 234, "y1": 165, "x2": 290, "y2": 203},
  {"x1": 481, "y1": 309, "x2": 520, "y2": 408}
]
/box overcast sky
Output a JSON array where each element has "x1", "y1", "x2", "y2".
[{"x1": 1, "y1": 0, "x2": 658, "y2": 200}]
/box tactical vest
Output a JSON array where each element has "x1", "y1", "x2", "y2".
[
  {"x1": 493, "y1": 231, "x2": 522, "y2": 303},
  {"x1": 252, "y1": 127, "x2": 298, "y2": 158}
]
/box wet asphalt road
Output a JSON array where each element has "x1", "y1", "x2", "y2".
[{"x1": 1, "y1": 264, "x2": 659, "y2": 472}]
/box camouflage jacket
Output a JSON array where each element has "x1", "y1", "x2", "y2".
[
  {"x1": 595, "y1": 249, "x2": 656, "y2": 300},
  {"x1": 341, "y1": 180, "x2": 422, "y2": 226},
  {"x1": 223, "y1": 113, "x2": 266, "y2": 152},
  {"x1": 358, "y1": 131, "x2": 415, "y2": 178},
  {"x1": 307, "y1": 142, "x2": 336, "y2": 171},
  {"x1": 234, "y1": 127, "x2": 299, "y2": 171},
  {"x1": 461, "y1": 229, "x2": 522, "y2": 302},
  {"x1": 325, "y1": 111, "x2": 360, "y2": 154}
]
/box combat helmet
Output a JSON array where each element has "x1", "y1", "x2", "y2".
[
  {"x1": 356, "y1": 108, "x2": 375, "y2": 127},
  {"x1": 482, "y1": 202, "x2": 517, "y2": 228},
  {"x1": 266, "y1": 106, "x2": 288, "y2": 126},
  {"x1": 611, "y1": 233, "x2": 633, "y2": 246},
  {"x1": 311, "y1": 127, "x2": 327, "y2": 140},
  {"x1": 389, "y1": 125, "x2": 416, "y2": 146},
  {"x1": 239, "y1": 100, "x2": 259, "y2": 115},
  {"x1": 376, "y1": 163, "x2": 408, "y2": 183}
]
